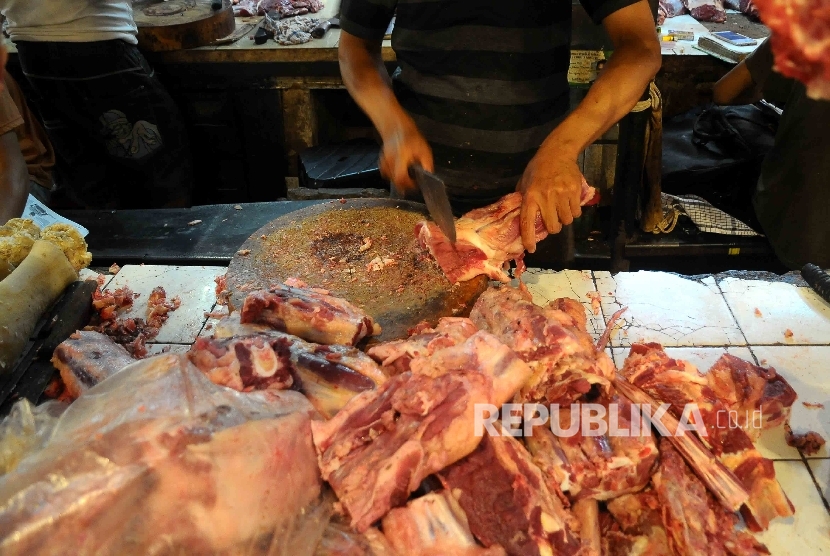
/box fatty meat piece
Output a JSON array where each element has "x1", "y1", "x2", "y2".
[
  {"x1": 51, "y1": 331, "x2": 134, "y2": 401},
  {"x1": 683, "y1": 0, "x2": 727, "y2": 21}
]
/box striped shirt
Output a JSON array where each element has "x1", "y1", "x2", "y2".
[{"x1": 341, "y1": 0, "x2": 639, "y2": 206}]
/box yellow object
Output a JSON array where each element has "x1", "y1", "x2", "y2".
[
  {"x1": 40, "y1": 223, "x2": 92, "y2": 272},
  {"x1": 0, "y1": 240, "x2": 77, "y2": 373},
  {"x1": 728, "y1": 248, "x2": 741, "y2": 255},
  {"x1": 662, "y1": 35, "x2": 675, "y2": 42}
]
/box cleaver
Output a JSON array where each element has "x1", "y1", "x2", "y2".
[{"x1": 409, "y1": 164, "x2": 456, "y2": 243}]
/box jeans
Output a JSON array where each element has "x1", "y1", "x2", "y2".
[{"x1": 16, "y1": 40, "x2": 193, "y2": 209}]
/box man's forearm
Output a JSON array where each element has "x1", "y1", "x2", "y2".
[
  {"x1": 339, "y1": 32, "x2": 415, "y2": 140},
  {"x1": 541, "y1": 41, "x2": 661, "y2": 160},
  {"x1": 0, "y1": 131, "x2": 29, "y2": 224}
]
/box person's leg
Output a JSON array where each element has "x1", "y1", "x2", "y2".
[{"x1": 16, "y1": 40, "x2": 193, "y2": 209}]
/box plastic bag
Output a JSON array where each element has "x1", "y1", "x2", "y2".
[
  {"x1": 0, "y1": 354, "x2": 332, "y2": 556},
  {"x1": 0, "y1": 399, "x2": 67, "y2": 475}
]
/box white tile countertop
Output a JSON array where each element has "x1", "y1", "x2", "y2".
[{"x1": 95, "y1": 265, "x2": 830, "y2": 555}]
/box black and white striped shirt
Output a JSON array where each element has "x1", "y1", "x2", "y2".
[{"x1": 341, "y1": 0, "x2": 638, "y2": 206}]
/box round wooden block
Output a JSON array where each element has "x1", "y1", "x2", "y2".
[
  {"x1": 134, "y1": 0, "x2": 236, "y2": 52},
  {"x1": 225, "y1": 199, "x2": 489, "y2": 344}
]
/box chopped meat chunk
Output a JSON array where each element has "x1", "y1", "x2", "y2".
[
  {"x1": 382, "y1": 491, "x2": 507, "y2": 556},
  {"x1": 443, "y1": 423, "x2": 582, "y2": 556},
  {"x1": 416, "y1": 182, "x2": 596, "y2": 284},
  {"x1": 240, "y1": 283, "x2": 381, "y2": 345},
  {"x1": 471, "y1": 286, "x2": 614, "y2": 405},
  {"x1": 311, "y1": 332, "x2": 531, "y2": 532},
  {"x1": 784, "y1": 423, "x2": 826, "y2": 455},
  {"x1": 51, "y1": 331, "x2": 134, "y2": 401}
]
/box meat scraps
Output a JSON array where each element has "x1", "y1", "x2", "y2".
[
  {"x1": 526, "y1": 395, "x2": 659, "y2": 502},
  {"x1": 366, "y1": 317, "x2": 478, "y2": 375},
  {"x1": 784, "y1": 423, "x2": 826, "y2": 455},
  {"x1": 0, "y1": 355, "x2": 328, "y2": 556},
  {"x1": 470, "y1": 286, "x2": 614, "y2": 405},
  {"x1": 381, "y1": 490, "x2": 507, "y2": 555},
  {"x1": 753, "y1": 0, "x2": 830, "y2": 100},
  {"x1": 311, "y1": 331, "x2": 532, "y2": 532},
  {"x1": 240, "y1": 283, "x2": 381, "y2": 346},
  {"x1": 653, "y1": 439, "x2": 770, "y2": 556},
  {"x1": 443, "y1": 423, "x2": 582, "y2": 556},
  {"x1": 190, "y1": 330, "x2": 387, "y2": 418},
  {"x1": 233, "y1": 0, "x2": 324, "y2": 17},
  {"x1": 683, "y1": 0, "x2": 727, "y2": 22},
  {"x1": 706, "y1": 354, "x2": 797, "y2": 440},
  {"x1": 314, "y1": 522, "x2": 397, "y2": 556},
  {"x1": 416, "y1": 180, "x2": 596, "y2": 284},
  {"x1": 605, "y1": 490, "x2": 672, "y2": 555},
  {"x1": 724, "y1": 0, "x2": 760, "y2": 18},
  {"x1": 51, "y1": 331, "x2": 135, "y2": 401},
  {"x1": 621, "y1": 343, "x2": 794, "y2": 531}
]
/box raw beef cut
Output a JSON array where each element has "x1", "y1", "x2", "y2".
[
  {"x1": 652, "y1": 439, "x2": 771, "y2": 556},
  {"x1": 190, "y1": 331, "x2": 387, "y2": 418},
  {"x1": 753, "y1": 0, "x2": 830, "y2": 99},
  {"x1": 241, "y1": 283, "x2": 381, "y2": 345},
  {"x1": 470, "y1": 286, "x2": 615, "y2": 405},
  {"x1": 705, "y1": 354, "x2": 797, "y2": 440},
  {"x1": 621, "y1": 343, "x2": 794, "y2": 531},
  {"x1": 366, "y1": 317, "x2": 478, "y2": 375},
  {"x1": 51, "y1": 331, "x2": 134, "y2": 401},
  {"x1": 724, "y1": 0, "x2": 760, "y2": 18},
  {"x1": 526, "y1": 395, "x2": 659, "y2": 502},
  {"x1": 683, "y1": 0, "x2": 727, "y2": 22},
  {"x1": 0, "y1": 354, "x2": 329, "y2": 556},
  {"x1": 443, "y1": 422, "x2": 582, "y2": 556},
  {"x1": 311, "y1": 331, "x2": 532, "y2": 532},
  {"x1": 381, "y1": 491, "x2": 507, "y2": 555},
  {"x1": 658, "y1": 0, "x2": 687, "y2": 24},
  {"x1": 314, "y1": 522, "x2": 397, "y2": 556},
  {"x1": 605, "y1": 490, "x2": 672, "y2": 555},
  {"x1": 416, "y1": 180, "x2": 597, "y2": 284}
]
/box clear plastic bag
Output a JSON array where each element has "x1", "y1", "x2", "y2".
[
  {"x1": 0, "y1": 398, "x2": 67, "y2": 475},
  {"x1": 0, "y1": 354, "x2": 332, "y2": 556}
]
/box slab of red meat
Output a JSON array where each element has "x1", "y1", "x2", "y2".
[
  {"x1": 443, "y1": 422, "x2": 582, "y2": 556},
  {"x1": 311, "y1": 331, "x2": 532, "y2": 532},
  {"x1": 526, "y1": 395, "x2": 659, "y2": 502},
  {"x1": 51, "y1": 331, "x2": 135, "y2": 401},
  {"x1": 659, "y1": 0, "x2": 688, "y2": 23},
  {"x1": 706, "y1": 354, "x2": 797, "y2": 440},
  {"x1": 366, "y1": 317, "x2": 478, "y2": 375},
  {"x1": 241, "y1": 283, "x2": 381, "y2": 346},
  {"x1": 416, "y1": 181, "x2": 596, "y2": 284},
  {"x1": 381, "y1": 490, "x2": 507, "y2": 555},
  {"x1": 683, "y1": 0, "x2": 727, "y2": 21},
  {"x1": 0, "y1": 355, "x2": 327, "y2": 556},
  {"x1": 724, "y1": 0, "x2": 760, "y2": 18},
  {"x1": 470, "y1": 286, "x2": 614, "y2": 405},
  {"x1": 653, "y1": 438, "x2": 770, "y2": 556},
  {"x1": 754, "y1": 0, "x2": 830, "y2": 99},
  {"x1": 190, "y1": 331, "x2": 387, "y2": 417},
  {"x1": 621, "y1": 343, "x2": 794, "y2": 531},
  {"x1": 605, "y1": 490, "x2": 672, "y2": 555}
]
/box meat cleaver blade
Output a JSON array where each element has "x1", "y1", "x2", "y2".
[{"x1": 409, "y1": 165, "x2": 457, "y2": 244}]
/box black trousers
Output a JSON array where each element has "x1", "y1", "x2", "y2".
[{"x1": 16, "y1": 39, "x2": 193, "y2": 209}]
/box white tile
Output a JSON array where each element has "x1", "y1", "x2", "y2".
[
  {"x1": 516, "y1": 269, "x2": 605, "y2": 339},
  {"x1": 720, "y1": 278, "x2": 830, "y2": 346},
  {"x1": 105, "y1": 265, "x2": 226, "y2": 344},
  {"x1": 595, "y1": 271, "x2": 744, "y2": 348},
  {"x1": 755, "y1": 460, "x2": 830, "y2": 555},
  {"x1": 145, "y1": 343, "x2": 191, "y2": 356},
  {"x1": 198, "y1": 304, "x2": 231, "y2": 338},
  {"x1": 808, "y1": 459, "x2": 830, "y2": 508},
  {"x1": 751, "y1": 346, "x2": 830, "y2": 458}
]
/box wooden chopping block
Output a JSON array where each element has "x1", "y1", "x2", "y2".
[
  {"x1": 134, "y1": 0, "x2": 236, "y2": 52},
  {"x1": 224, "y1": 199, "x2": 489, "y2": 344}
]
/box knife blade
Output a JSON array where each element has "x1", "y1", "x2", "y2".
[
  {"x1": 802, "y1": 264, "x2": 830, "y2": 304},
  {"x1": 409, "y1": 165, "x2": 456, "y2": 244}
]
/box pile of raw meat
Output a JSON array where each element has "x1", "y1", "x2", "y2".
[
  {"x1": 658, "y1": 0, "x2": 758, "y2": 24},
  {"x1": 232, "y1": 0, "x2": 324, "y2": 17},
  {"x1": 0, "y1": 191, "x2": 812, "y2": 554}
]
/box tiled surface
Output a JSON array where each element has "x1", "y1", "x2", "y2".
[
  {"x1": 595, "y1": 271, "x2": 745, "y2": 348},
  {"x1": 145, "y1": 344, "x2": 191, "y2": 356},
  {"x1": 750, "y1": 346, "x2": 830, "y2": 459},
  {"x1": 519, "y1": 269, "x2": 606, "y2": 339},
  {"x1": 754, "y1": 461, "x2": 830, "y2": 555},
  {"x1": 104, "y1": 265, "x2": 226, "y2": 344},
  {"x1": 808, "y1": 459, "x2": 830, "y2": 508},
  {"x1": 720, "y1": 278, "x2": 830, "y2": 346}
]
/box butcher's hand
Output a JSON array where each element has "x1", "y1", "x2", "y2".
[
  {"x1": 518, "y1": 150, "x2": 583, "y2": 253},
  {"x1": 379, "y1": 121, "x2": 433, "y2": 196}
]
